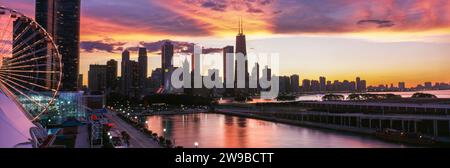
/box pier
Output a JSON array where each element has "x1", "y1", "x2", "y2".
[{"x1": 216, "y1": 100, "x2": 450, "y2": 143}]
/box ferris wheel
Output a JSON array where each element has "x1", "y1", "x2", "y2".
[{"x1": 0, "y1": 6, "x2": 62, "y2": 122}]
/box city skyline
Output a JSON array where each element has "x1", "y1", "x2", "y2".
[
  {"x1": 3, "y1": 1, "x2": 450, "y2": 151},
  {"x1": 3, "y1": 0, "x2": 450, "y2": 87}
]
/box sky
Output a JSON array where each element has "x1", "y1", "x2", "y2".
[{"x1": 2, "y1": 0, "x2": 450, "y2": 87}]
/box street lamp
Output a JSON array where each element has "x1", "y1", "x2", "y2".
[
  {"x1": 194, "y1": 142, "x2": 199, "y2": 148},
  {"x1": 163, "y1": 128, "x2": 166, "y2": 138}
]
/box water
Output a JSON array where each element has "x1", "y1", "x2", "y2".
[
  {"x1": 295, "y1": 90, "x2": 450, "y2": 101},
  {"x1": 144, "y1": 113, "x2": 408, "y2": 148}
]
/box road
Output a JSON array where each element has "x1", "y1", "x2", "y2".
[{"x1": 104, "y1": 111, "x2": 161, "y2": 148}]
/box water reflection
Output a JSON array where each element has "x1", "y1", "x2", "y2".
[{"x1": 145, "y1": 113, "x2": 408, "y2": 148}]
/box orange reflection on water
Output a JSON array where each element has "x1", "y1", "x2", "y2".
[{"x1": 145, "y1": 113, "x2": 408, "y2": 148}]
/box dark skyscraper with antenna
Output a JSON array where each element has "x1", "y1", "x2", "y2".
[{"x1": 235, "y1": 18, "x2": 249, "y2": 93}]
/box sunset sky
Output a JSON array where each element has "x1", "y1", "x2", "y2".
[{"x1": 2, "y1": 0, "x2": 450, "y2": 87}]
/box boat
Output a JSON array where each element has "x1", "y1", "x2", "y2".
[{"x1": 374, "y1": 128, "x2": 436, "y2": 146}]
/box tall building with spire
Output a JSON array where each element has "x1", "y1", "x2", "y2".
[{"x1": 235, "y1": 18, "x2": 249, "y2": 94}]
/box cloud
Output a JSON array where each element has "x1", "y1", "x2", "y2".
[
  {"x1": 201, "y1": 0, "x2": 227, "y2": 12},
  {"x1": 4, "y1": 0, "x2": 450, "y2": 37},
  {"x1": 80, "y1": 40, "x2": 126, "y2": 53},
  {"x1": 357, "y1": 20, "x2": 395, "y2": 28},
  {"x1": 246, "y1": 5, "x2": 264, "y2": 14},
  {"x1": 273, "y1": 0, "x2": 450, "y2": 34},
  {"x1": 124, "y1": 39, "x2": 223, "y2": 54}
]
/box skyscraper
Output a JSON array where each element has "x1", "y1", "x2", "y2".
[
  {"x1": 360, "y1": 80, "x2": 367, "y2": 92},
  {"x1": 350, "y1": 81, "x2": 356, "y2": 91},
  {"x1": 223, "y1": 46, "x2": 234, "y2": 94},
  {"x1": 35, "y1": 0, "x2": 55, "y2": 35},
  {"x1": 106, "y1": 59, "x2": 118, "y2": 91},
  {"x1": 161, "y1": 41, "x2": 174, "y2": 88},
  {"x1": 302, "y1": 79, "x2": 311, "y2": 92},
  {"x1": 88, "y1": 65, "x2": 107, "y2": 92},
  {"x1": 138, "y1": 48, "x2": 148, "y2": 90},
  {"x1": 319, "y1": 76, "x2": 326, "y2": 92},
  {"x1": 260, "y1": 66, "x2": 272, "y2": 92},
  {"x1": 235, "y1": 19, "x2": 249, "y2": 94},
  {"x1": 424, "y1": 82, "x2": 433, "y2": 89},
  {"x1": 356, "y1": 77, "x2": 361, "y2": 92},
  {"x1": 150, "y1": 68, "x2": 163, "y2": 88},
  {"x1": 311, "y1": 80, "x2": 320, "y2": 92},
  {"x1": 77, "y1": 74, "x2": 83, "y2": 90},
  {"x1": 36, "y1": 0, "x2": 81, "y2": 91},
  {"x1": 399, "y1": 82, "x2": 406, "y2": 91},
  {"x1": 255, "y1": 62, "x2": 260, "y2": 93},
  {"x1": 290, "y1": 75, "x2": 300, "y2": 93},
  {"x1": 121, "y1": 50, "x2": 131, "y2": 95},
  {"x1": 129, "y1": 61, "x2": 140, "y2": 98},
  {"x1": 279, "y1": 76, "x2": 290, "y2": 94}
]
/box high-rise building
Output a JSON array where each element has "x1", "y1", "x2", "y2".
[
  {"x1": 138, "y1": 48, "x2": 148, "y2": 90},
  {"x1": 302, "y1": 79, "x2": 311, "y2": 92},
  {"x1": 106, "y1": 59, "x2": 118, "y2": 91},
  {"x1": 360, "y1": 80, "x2": 367, "y2": 92},
  {"x1": 88, "y1": 65, "x2": 107, "y2": 92},
  {"x1": 356, "y1": 77, "x2": 361, "y2": 92},
  {"x1": 424, "y1": 82, "x2": 432, "y2": 89},
  {"x1": 235, "y1": 19, "x2": 249, "y2": 92},
  {"x1": 261, "y1": 66, "x2": 272, "y2": 92},
  {"x1": 36, "y1": 0, "x2": 81, "y2": 91},
  {"x1": 121, "y1": 50, "x2": 131, "y2": 95},
  {"x1": 279, "y1": 76, "x2": 291, "y2": 94},
  {"x1": 290, "y1": 75, "x2": 300, "y2": 93},
  {"x1": 350, "y1": 81, "x2": 356, "y2": 91},
  {"x1": 319, "y1": 76, "x2": 326, "y2": 91},
  {"x1": 343, "y1": 80, "x2": 350, "y2": 91},
  {"x1": 333, "y1": 80, "x2": 341, "y2": 91},
  {"x1": 399, "y1": 82, "x2": 406, "y2": 91},
  {"x1": 311, "y1": 80, "x2": 320, "y2": 92},
  {"x1": 129, "y1": 61, "x2": 140, "y2": 98},
  {"x1": 252, "y1": 62, "x2": 260, "y2": 94},
  {"x1": 326, "y1": 81, "x2": 332, "y2": 91},
  {"x1": 223, "y1": 46, "x2": 234, "y2": 93},
  {"x1": 161, "y1": 41, "x2": 174, "y2": 88},
  {"x1": 150, "y1": 68, "x2": 163, "y2": 88},
  {"x1": 77, "y1": 74, "x2": 83, "y2": 90}
]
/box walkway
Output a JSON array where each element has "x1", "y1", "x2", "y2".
[
  {"x1": 104, "y1": 111, "x2": 161, "y2": 148},
  {"x1": 74, "y1": 125, "x2": 90, "y2": 148}
]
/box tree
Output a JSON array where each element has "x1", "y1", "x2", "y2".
[
  {"x1": 322, "y1": 94, "x2": 345, "y2": 101},
  {"x1": 158, "y1": 136, "x2": 165, "y2": 143},
  {"x1": 347, "y1": 94, "x2": 362, "y2": 101},
  {"x1": 412, "y1": 93, "x2": 437, "y2": 99},
  {"x1": 165, "y1": 139, "x2": 173, "y2": 147}
]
